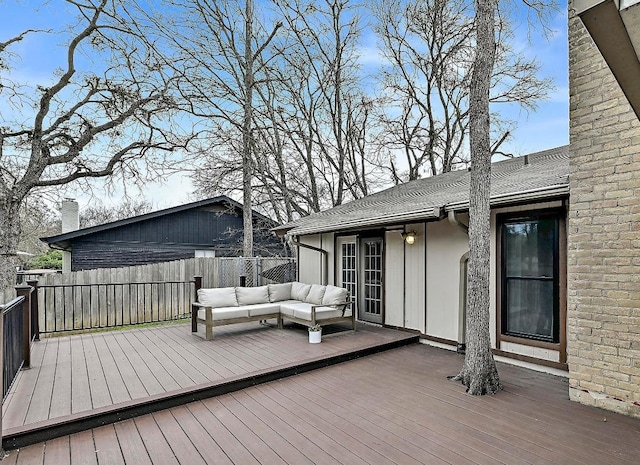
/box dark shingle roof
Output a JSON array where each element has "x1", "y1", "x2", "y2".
[
  {"x1": 275, "y1": 145, "x2": 569, "y2": 236},
  {"x1": 43, "y1": 195, "x2": 276, "y2": 247}
]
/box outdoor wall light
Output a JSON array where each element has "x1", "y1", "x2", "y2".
[{"x1": 401, "y1": 231, "x2": 417, "y2": 245}]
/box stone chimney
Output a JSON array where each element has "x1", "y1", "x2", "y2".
[{"x1": 61, "y1": 199, "x2": 79, "y2": 272}]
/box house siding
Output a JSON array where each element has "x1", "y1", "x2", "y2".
[
  {"x1": 384, "y1": 230, "x2": 405, "y2": 328},
  {"x1": 298, "y1": 235, "x2": 324, "y2": 284},
  {"x1": 568, "y1": 5, "x2": 640, "y2": 418},
  {"x1": 404, "y1": 223, "x2": 426, "y2": 331},
  {"x1": 426, "y1": 219, "x2": 468, "y2": 343},
  {"x1": 65, "y1": 206, "x2": 285, "y2": 271}
]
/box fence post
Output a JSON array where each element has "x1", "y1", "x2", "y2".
[
  {"x1": 26, "y1": 279, "x2": 39, "y2": 341},
  {"x1": 192, "y1": 276, "x2": 202, "y2": 333},
  {"x1": 15, "y1": 284, "x2": 31, "y2": 369},
  {"x1": 256, "y1": 257, "x2": 262, "y2": 286}
]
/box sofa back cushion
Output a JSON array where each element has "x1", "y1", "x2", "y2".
[
  {"x1": 291, "y1": 282, "x2": 312, "y2": 301},
  {"x1": 268, "y1": 283, "x2": 292, "y2": 302},
  {"x1": 322, "y1": 285, "x2": 349, "y2": 305},
  {"x1": 198, "y1": 287, "x2": 238, "y2": 308},
  {"x1": 305, "y1": 284, "x2": 327, "y2": 305},
  {"x1": 236, "y1": 285, "x2": 270, "y2": 306}
]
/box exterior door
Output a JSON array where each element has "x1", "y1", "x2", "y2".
[
  {"x1": 337, "y1": 238, "x2": 357, "y2": 303},
  {"x1": 359, "y1": 237, "x2": 383, "y2": 324}
]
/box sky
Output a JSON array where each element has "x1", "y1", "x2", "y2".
[{"x1": 2, "y1": 0, "x2": 569, "y2": 213}]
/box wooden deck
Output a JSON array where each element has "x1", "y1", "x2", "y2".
[
  {"x1": 2, "y1": 321, "x2": 416, "y2": 447},
  {"x1": 3, "y1": 343, "x2": 639, "y2": 464}
]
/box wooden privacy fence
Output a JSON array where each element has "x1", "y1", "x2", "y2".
[
  {"x1": 30, "y1": 257, "x2": 296, "y2": 335},
  {"x1": 37, "y1": 280, "x2": 196, "y2": 335}
]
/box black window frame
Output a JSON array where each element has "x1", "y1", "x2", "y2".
[{"x1": 499, "y1": 210, "x2": 561, "y2": 344}]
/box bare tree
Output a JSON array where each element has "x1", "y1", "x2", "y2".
[
  {"x1": 450, "y1": 0, "x2": 502, "y2": 395},
  {"x1": 272, "y1": 0, "x2": 381, "y2": 208},
  {"x1": 79, "y1": 200, "x2": 154, "y2": 228},
  {"x1": 372, "y1": 0, "x2": 553, "y2": 183},
  {"x1": 146, "y1": 0, "x2": 282, "y2": 257},
  {"x1": 190, "y1": 0, "x2": 386, "y2": 223},
  {"x1": 0, "y1": 0, "x2": 191, "y2": 289},
  {"x1": 17, "y1": 198, "x2": 60, "y2": 258}
]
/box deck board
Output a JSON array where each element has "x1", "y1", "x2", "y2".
[
  {"x1": 49, "y1": 338, "x2": 72, "y2": 420},
  {"x1": 113, "y1": 420, "x2": 153, "y2": 465},
  {"x1": 185, "y1": 401, "x2": 261, "y2": 465},
  {"x1": 2, "y1": 337, "x2": 47, "y2": 428},
  {"x1": 132, "y1": 415, "x2": 178, "y2": 465},
  {"x1": 168, "y1": 406, "x2": 234, "y2": 465},
  {"x1": 23, "y1": 338, "x2": 58, "y2": 425},
  {"x1": 70, "y1": 336, "x2": 92, "y2": 415},
  {"x1": 4, "y1": 344, "x2": 640, "y2": 465},
  {"x1": 153, "y1": 410, "x2": 208, "y2": 465},
  {"x1": 42, "y1": 436, "x2": 70, "y2": 465},
  {"x1": 68, "y1": 430, "x2": 97, "y2": 465},
  {"x1": 81, "y1": 335, "x2": 112, "y2": 409},
  {"x1": 92, "y1": 425, "x2": 125, "y2": 465}
]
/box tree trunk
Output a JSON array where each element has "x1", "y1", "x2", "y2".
[
  {"x1": 0, "y1": 196, "x2": 23, "y2": 291},
  {"x1": 242, "y1": 0, "x2": 255, "y2": 258},
  {"x1": 451, "y1": 0, "x2": 502, "y2": 395}
]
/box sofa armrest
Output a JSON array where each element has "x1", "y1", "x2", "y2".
[
  {"x1": 192, "y1": 302, "x2": 211, "y2": 308},
  {"x1": 311, "y1": 300, "x2": 354, "y2": 318},
  {"x1": 191, "y1": 302, "x2": 213, "y2": 332}
]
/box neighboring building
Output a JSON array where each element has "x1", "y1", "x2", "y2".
[
  {"x1": 43, "y1": 196, "x2": 287, "y2": 271},
  {"x1": 570, "y1": 0, "x2": 640, "y2": 417},
  {"x1": 275, "y1": 147, "x2": 570, "y2": 371}
]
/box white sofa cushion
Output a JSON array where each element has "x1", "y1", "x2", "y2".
[
  {"x1": 279, "y1": 302, "x2": 306, "y2": 317},
  {"x1": 198, "y1": 307, "x2": 248, "y2": 320},
  {"x1": 268, "y1": 283, "x2": 292, "y2": 302},
  {"x1": 305, "y1": 284, "x2": 326, "y2": 304},
  {"x1": 236, "y1": 285, "x2": 270, "y2": 306},
  {"x1": 322, "y1": 285, "x2": 349, "y2": 305},
  {"x1": 291, "y1": 282, "x2": 312, "y2": 301},
  {"x1": 279, "y1": 302, "x2": 350, "y2": 321},
  {"x1": 198, "y1": 287, "x2": 238, "y2": 308},
  {"x1": 246, "y1": 303, "x2": 281, "y2": 317}
]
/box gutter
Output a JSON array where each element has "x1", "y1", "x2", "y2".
[
  {"x1": 288, "y1": 236, "x2": 329, "y2": 285},
  {"x1": 447, "y1": 211, "x2": 468, "y2": 234},
  {"x1": 444, "y1": 184, "x2": 569, "y2": 212}
]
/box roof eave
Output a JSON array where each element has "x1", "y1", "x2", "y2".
[
  {"x1": 287, "y1": 185, "x2": 569, "y2": 237},
  {"x1": 284, "y1": 207, "x2": 443, "y2": 237},
  {"x1": 444, "y1": 184, "x2": 570, "y2": 212}
]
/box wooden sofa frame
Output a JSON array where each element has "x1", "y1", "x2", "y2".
[{"x1": 191, "y1": 300, "x2": 354, "y2": 341}]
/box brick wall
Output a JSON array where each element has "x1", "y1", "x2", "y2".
[{"x1": 568, "y1": 5, "x2": 640, "y2": 418}]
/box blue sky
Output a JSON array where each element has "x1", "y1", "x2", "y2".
[{"x1": 2, "y1": 0, "x2": 569, "y2": 211}]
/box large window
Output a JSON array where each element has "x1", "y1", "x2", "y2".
[{"x1": 500, "y1": 213, "x2": 560, "y2": 343}]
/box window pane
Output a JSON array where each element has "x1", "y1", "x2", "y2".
[
  {"x1": 506, "y1": 279, "x2": 554, "y2": 339},
  {"x1": 505, "y1": 219, "x2": 555, "y2": 278}
]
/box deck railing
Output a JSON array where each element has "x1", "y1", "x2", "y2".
[
  {"x1": 37, "y1": 279, "x2": 198, "y2": 335},
  {"x1": 2, "y1": 294, "x2": 29, "y2": 399}
]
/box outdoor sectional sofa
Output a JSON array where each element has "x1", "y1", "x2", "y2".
[{"x1": 191, "y1": 282, "x2": 354, "y2": 340}]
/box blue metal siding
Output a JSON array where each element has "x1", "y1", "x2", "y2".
[{"x1": 69, "y1": 207, "x2": 285, "y2": 270}]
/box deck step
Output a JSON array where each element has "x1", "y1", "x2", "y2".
[{"x1": 3, "y1": 333, "x2": 418, "y2": 450}]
